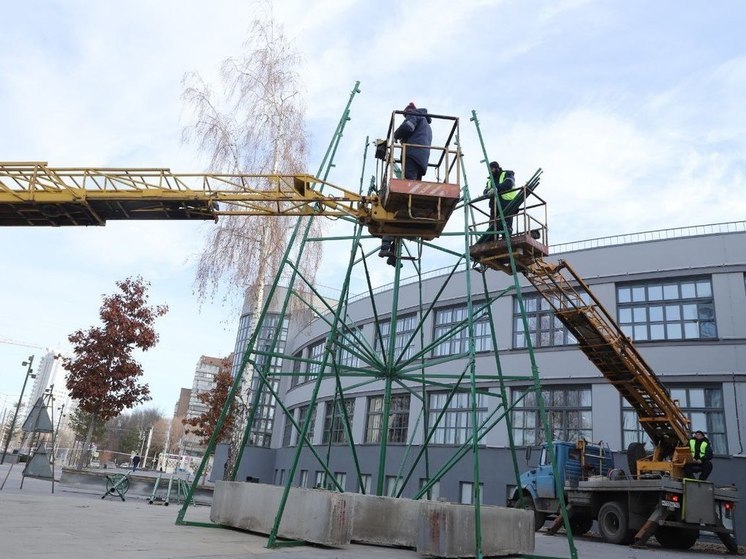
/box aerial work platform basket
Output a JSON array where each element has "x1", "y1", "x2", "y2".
[
  {"x1": 367, "y1": 111, "x2": 461, "y2": 240},
  {"x1": 469, "y1": 168, "x2": 548, "y2": 274}
]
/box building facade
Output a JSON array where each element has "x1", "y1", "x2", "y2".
[
  {"x1": 222, "y1": 225, "x2": 746, "y2": 533},
  {"x1": 182, "y1": 355, "x2": 231, "y2": 455}
]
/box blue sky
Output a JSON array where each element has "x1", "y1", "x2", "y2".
[{"x1": 1, "y1": 0, "x2": 744, "y2": 415}]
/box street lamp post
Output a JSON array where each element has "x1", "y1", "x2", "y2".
[
  {"x1": 0, "y1": 355, "x2": 36, "y2": 464},
  {"x1": 54, "y1": 403, "x2": 65, "y2": 450}
]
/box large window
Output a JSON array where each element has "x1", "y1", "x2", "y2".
[
  {"x1": 297, "y1": 404, "x2": 316, "y2": 444},
  {"x1": 247, "y1": 314, "x2": 289, "y2": 448},
  {"x1": 282, "y1": 409, "x2": 296, "y2": 447},
  {"x1": 385, "y1": 475, "x2": 402, "y2": 497},
  {"x1": 511, "y1": 386, "x2": 592, "y2": 446},
  {"x1": 365, "y1": 394, "x2": 410, "y2": 443},
  {"x1": 617, "y1": 278, "x2": 716, "y2": 341},
  {"x1": 248, "y1": 377, "x2": 280, "y2": 448},
  {"x1": 334, "y1": 326, "x2": 361, "y2": 368},
  {"x1": 428, "y1": 391, "x2": 488, "y2": 445},
  {"x1": 289, "y1": 350, "x2": 304, "y2": 388},
  {"x1": 230, "y1": 313, "x2": 253, "y2": 377},
  {"x1": 305, "y1": 340, "x2": 325, "y2": 383},
  {"x1": 376, "y1": 314, "x2": 418, "y2": 361},
  {"x1": 359, "y1": 474, "x2": 371, "y2": 494},
  {"x1": 433, "y1": 303, "x2": 493, "y2": 357},
  {"x1": 622, "y1": 385, "x2": 727, "y2": 454},
  {"x1": 513, "y1": 294, "x2": 578, "y2": 349},
  {"x1": 459, "y1": 481, "x2": 484, "y2": 505},
  {"x1": 334, "y1": 472, "x2": 347, "y2": 491},
  {"x1": 322, "y1": 398, "x2": 355, "y2": 444},
  {"x1": 419, "y1": 478, "x2": 441, "y2": 500}
]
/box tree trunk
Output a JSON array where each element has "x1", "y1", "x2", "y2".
[{"x1": 76, "y1": 413, "x2": 97, "y2": 470}]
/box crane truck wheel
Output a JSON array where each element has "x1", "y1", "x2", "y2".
[
  {"x1": 521, "y1": 494, "x2": 546, "y2": 531},
  {"x1": 654, "y1": 526, "x2": 699, "y2": 550},
  {"x1": 569, "y1": 513, "x2": 593, "y2": 536},
  {"x1": 626, "y1": 442, "x2": 647, "y2": 478},
  {"x1": 597, "y1": 501, "x2": 633, "y2": 545}
]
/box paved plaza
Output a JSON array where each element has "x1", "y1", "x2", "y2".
[{"x1": 0, "y1": 464, "x2": 738, "y2": 558}]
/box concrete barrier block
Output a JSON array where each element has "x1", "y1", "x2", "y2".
[
  {"x1": 210, "y1": 482, "x2": 352, "y2": 546},
  {"x1": 417, "y1": 501, "x2": 534, "y2": 557},
  {"x1": 349, "y1": 493, "x2": 420, "y2": 547}
]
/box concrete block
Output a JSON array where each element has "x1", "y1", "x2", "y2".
[
  {"x1": 417, "y1": 501, "x2": 534, "y2": 557},
  {"x1": 210, "y1": 481, "x2": 352, "y2": 546},
  {"x1": 349, "y1": 493, "x2": 420, "y2": 548}
]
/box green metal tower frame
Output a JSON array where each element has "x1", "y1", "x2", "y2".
[{"x1": 176, "y1": 85, "x2": 577, "y2": 559}]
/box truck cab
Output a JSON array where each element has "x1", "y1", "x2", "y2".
[{"x1": 507, "y1": 440, "x2": 614, "y2": 530}]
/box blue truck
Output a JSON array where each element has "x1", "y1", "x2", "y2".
[{"x1": 507, "y1": 440, "x2": 738, "y2": 552}]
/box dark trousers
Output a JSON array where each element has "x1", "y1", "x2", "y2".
[
  {"x1": 489, "y1": 196, "x2": 513, "y2": 236},
  {"x1": 403, "y1": 158, "x2": 425, "y2": 181},
  {"x1": 684, "y1": 461, "x2": 713, "y2": 481}
]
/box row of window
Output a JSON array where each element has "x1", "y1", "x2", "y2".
[
  {"x1": 281, "y1": 384, "x2": 727, "y2": 454},
  {"x1": 289, "y1": 277, "x2": 719, "y2": 387},
  {"x1": 273, "y1": 468, "x2": 480, "y2": 504}
]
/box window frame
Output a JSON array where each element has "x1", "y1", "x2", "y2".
[
  {"x1": 322, "y1": 398, "x2": 355, "y2": 444},
  {"x1": 510, "y1": 386, "x2": 592, "y2": 446},
  {"x1": 433, "y1": 302, "x2": 493, "y2": 357},
  {"x1": 376, "y1": 314, "x2": 419, "y2": 362},
  {"x1": 622, "y1": 384, "x2": 727, "y2": 454},
  {"x1": 617, "y1": 277, "x2": 717, "y2": 342},
  {"x1": 459, "y1": 481, "x2": 484, "y2": 505},
  {"x1": 428, "y1": 391, "x2": 488, "y2": 446},
  {"x1": 513, "y1": 293, "x2": 579, "y2": 349},
  {"x1": 282, "y1": 408, "x2": 296, "y2": 447},
  {"x1": 365, "y1": 393, "x2": 411, "y2": 444}
]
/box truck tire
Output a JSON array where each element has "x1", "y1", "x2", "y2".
[
  {"x1": 569, "y1": 513, "x2": 593, "y2": 536},
  {"x1": 654, "y1": 527, "x2": 699, "y2": 550},
  {"x1": 626, "y1": 442, "x2": 646, "y2": 478},
  {"x1": 523, "y1": 495, "x2": 546, "y2": 531},
  {"x1": 597, "y1": 501, "x2": 632, "y2": 545}
]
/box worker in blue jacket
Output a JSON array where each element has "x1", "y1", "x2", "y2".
[
  {"x1": 379, "y1": 103, "x2": 433, "y2": 264},
  {"x1": 394, "y1": 102, "x2": 432, "y2": 180}
]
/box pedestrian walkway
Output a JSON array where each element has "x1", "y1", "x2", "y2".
[{"x1": 0, "y1": 465, "x2": 735, "y2": 559}]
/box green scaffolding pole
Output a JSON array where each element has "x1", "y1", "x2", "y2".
[
  {"x1": 471, "y1": 110, "x2": 578, "y2": 559},
  {"x1": 176, "y1": 99, "x2": 579, "y2": 559}
]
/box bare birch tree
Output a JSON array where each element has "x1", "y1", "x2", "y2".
[{"x1": 182, "y1": 3, "x2": 322, "y2": 476}]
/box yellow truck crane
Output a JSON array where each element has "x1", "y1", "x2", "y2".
[{"x1": 469, "y1": 195, "x2": 738, "y2": 552}]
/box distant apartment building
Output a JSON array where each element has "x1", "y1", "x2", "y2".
[
  {"x1": 181, "y1": 355, "x2": 231, "y2": 455},
  {"x1": 26, "y1": 350, "x2": 71, "y2": 435},
  {"x1": 174, "y1": 387, "x2": 191, "y2": 419}
]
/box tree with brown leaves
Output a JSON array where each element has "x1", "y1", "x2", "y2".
[
  {"x1": 63, "y1": 276, "x2": 168, "y2": 469},
  {"x1": 182, "y1": 369, "x2": 237, "y2": 450}
]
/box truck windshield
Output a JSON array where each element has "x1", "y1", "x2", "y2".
[{"x1": 540, "y1": 447, "x2": 548, "y2": 466}]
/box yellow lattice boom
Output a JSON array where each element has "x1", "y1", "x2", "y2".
[{"x1": 0, "y1": 162, "x2": 367, "y2": 227}]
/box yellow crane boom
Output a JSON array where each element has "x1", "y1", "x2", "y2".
[{"x1": 0, "y1": 162, "x2": 367, "y2": 227}]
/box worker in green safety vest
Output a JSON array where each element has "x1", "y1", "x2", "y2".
[
  {"x1": 484, "y1": 161, "x2": 517, "y2": 239},
  {"x1": 684, "y1": 430, "x2": 713, "y2": 480}
]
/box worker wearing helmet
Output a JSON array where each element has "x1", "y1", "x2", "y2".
[
  {"x1": 684, "y1": 430, "x2": 713, "y2": 481},
  {"x1": 484, "y1": 161, "x2": 516, "y2": 239},
  {"x1": 379, "y1": 102, "x2": 433, "y2": 266}
]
